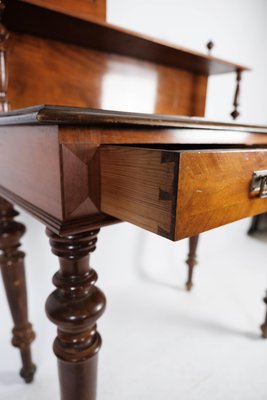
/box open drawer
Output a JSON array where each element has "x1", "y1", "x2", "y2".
[{"x1": 100, "y1": 146, "x2": 267, "y2": 240}]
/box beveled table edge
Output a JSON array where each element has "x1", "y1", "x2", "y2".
[{"x1": 0, "y1": 105, "x2": 267, "y2": 134}]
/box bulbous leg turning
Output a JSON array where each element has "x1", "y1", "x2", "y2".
[
  {"x1": 46, "y1": 227, "x2": 106, "y2": 400},
  {"x1": 185, "y1": 235, "x2": 199, "y2": 291},
  {"x1": 0, "y1": 197, "x2": 36, "y2": 383}
]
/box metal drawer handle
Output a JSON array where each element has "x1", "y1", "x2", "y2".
[{"x1": 251, "y1": 170, "x2": 267, "y2": 198}]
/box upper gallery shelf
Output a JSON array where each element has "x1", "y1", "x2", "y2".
[
  {"x1": 19, "y1": 0, "x2": 107, "y2": 21},
  {"x1": 5, "y1": 0, "x2": 249, "y2": 76}
]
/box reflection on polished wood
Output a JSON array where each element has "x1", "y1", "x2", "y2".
[
  {"x1": 0, "y1": 0, "x2": 9, "y2": 111},
  {"x1": 7, "y1": 33, "x2": 207, "y2": 116},
  {"x1": 5, "y1": 0, "x2": 249, "y2": 75},
  {"x1": 0, "y1": 1, "x2": 36, "y2": 384},
  {"x1": 19, "y1": 0, "x2": 107, "y2": 21},
  {"x1": 1, "y1": 2, "x2": 259, "y2": 398},
  {"x1": 1, "y1": 106, "x2": 267, "y2": 399},
  {"x1": 2, "y1": 106, "x2": 267, "y2": 241}
]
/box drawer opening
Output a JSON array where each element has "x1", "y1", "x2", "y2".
[{"x1": 100, "y1": 146, "x2": 267, "y2": 241}]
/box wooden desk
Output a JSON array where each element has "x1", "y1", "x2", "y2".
[
  {"x1": 2, "y1": 0, "x2": 250, "y2": 294},
  {"x1": 0, "y1": 1, "x2": 262, "y2": 398},
  {"x1": 1, "y1": 105, "x2": 267, "y2": 399}
]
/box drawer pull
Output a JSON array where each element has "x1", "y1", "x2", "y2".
[{"x1": 251, "y1": 170, "x2": 267, "y2": 198}]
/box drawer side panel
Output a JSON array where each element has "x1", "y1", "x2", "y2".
[{"x1": 100, "y1": 147, "x2": 178, "y2": 239}]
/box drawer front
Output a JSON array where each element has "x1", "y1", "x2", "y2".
[
  {"x1": 20, "y1": 0, "x2": 106, "y2": 20},
  {"x1": 100, "y1": 147, "x2": 267, "y2": 241}
]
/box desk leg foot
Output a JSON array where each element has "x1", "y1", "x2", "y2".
[
  {"x1": 260, "y1": 291, "x2": 267, "y2": 338},
  {"x1": 247, "y1": 215, "x2": 261, "y2": 235},
  {"x1": 46, "y1": 227, "x2": 106, "y2": 400},
  {"x1": 185, "y1": 235, "x2": 199, "y2": 291},
  {"x1": 0, "y1": 198, "x2": 36, "y2": 383}
]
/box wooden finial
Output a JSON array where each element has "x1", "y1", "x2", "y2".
[
  {"x1": 231, "y1": 69, "x2": 242, "y2": 120},
  {"x1": 0, "y1": 0, "x2": 9, "y2": 112},
  {"x1": 206, "y1": 40, "x2": 214, "y2": 55}
]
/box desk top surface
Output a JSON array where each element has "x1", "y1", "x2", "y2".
[{"x1": 1, "y1": 105, "x2": 267, "y2": 135}]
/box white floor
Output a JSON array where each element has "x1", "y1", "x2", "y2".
[{"x1": 1, "y1": 213, "x2": 267, "y2": 400}]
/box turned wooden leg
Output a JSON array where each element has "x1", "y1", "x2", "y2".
[
  {"x1": 260, "y1": 291, "x2": 267, "y2": 338},
  {"x1": 0, "y1": 198, "x2": 36, "y2": 383},
  {"x1": 185, "y1": 235, "x2": 199, "y2": 291},
  {"x1": 247, "y1": 215, "x2": 261, "y2": 235},
  {"x1": 45, "y1": 227, "x2": 106, "y2": 400}
]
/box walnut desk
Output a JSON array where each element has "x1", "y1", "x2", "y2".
[
  {"x1": 3, "y1": 0, "x2": 250, "y2": 295},
  {"x1": 1, "y1": 105, "x2": 267, "y2": 400}
]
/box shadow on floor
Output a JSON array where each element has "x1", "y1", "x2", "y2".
[{"x1": 131, "y1": 230, "x2": 263, "y2": 342}]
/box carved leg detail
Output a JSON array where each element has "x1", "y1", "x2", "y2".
[
  {"x1": 260, "y1": 291, "x2": 267, "y2": 338},
  {"x1": 0, "y1": 198, "x2": 36, "y2": 383},
  {"x1": 45, "y1": 227, "x2": 106, "y2": 400},
  {"x1": 185, "y1": 235, "x2": 199, "y2": 291}
]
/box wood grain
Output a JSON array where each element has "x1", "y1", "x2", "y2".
[
  {"x1": 59, "y1": 127, "x2": 267, "y2": 146},
  {"x1": 176, "y1": 150, "x2": 267, "y2": 239},
  {"x1": 20, "y1": 0, "x2": 106, "y2": 20},
  {"x1": 0, "y1": 125, "x2": 115, "y2": 234},
  {"x1": 4, "y1": 0, "x2": 248, "y2": 75},
  {"x1": 61, "y1": 143, "x2": 101, "y2": 219},
  {"x1": 100, "y1": 147, "x2": 267, "y2": 240},
  {"x1": 100, "y1": 146, "x2": 178, "y2": 239},
  {"x1": 0, "y1": 125, "x2": 62, "y2": 219},
  {"x1": 7, "y1": 33, "x2": 207, "y2": 116},
  {"x1": 2, "y1": 118, "x2": 267, "y2": 238}
]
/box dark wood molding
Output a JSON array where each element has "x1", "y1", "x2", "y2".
[
  {"x1": 0, "y1": 105, "x2": 266, "y2": 134},
  {"x1": 0, "y1": 185, "x2": 118, "y2": 235}
]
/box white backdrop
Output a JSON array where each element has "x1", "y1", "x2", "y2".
[
  {"x1": 1, "y1": 1, "x2": 267, "y2": 399},
  {"x1": 108, "y1": 0, "x2": 267, "y2": 124}
]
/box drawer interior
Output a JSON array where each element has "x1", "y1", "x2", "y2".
[{"x1": 100, "y1": 146, "x2": 267, "y2": 240}]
